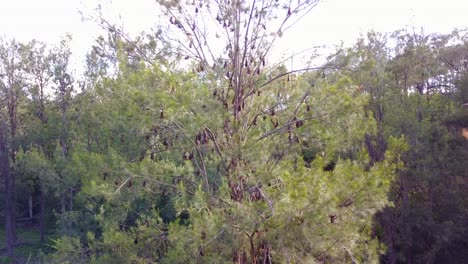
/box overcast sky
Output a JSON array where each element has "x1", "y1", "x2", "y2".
[{"x1": 0, "y1": 0, "x2": 466, "y2": 71}]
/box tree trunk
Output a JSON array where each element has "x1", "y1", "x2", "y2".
[
  {"x1": 29, "y1": 194, "x2": 33, "y2": 219},
  {"x1": 36, "y1": 92, "x2": 49, "y2": 244},
  {"x1": 8, "y1": 133, "x2": 17, "y2": 243},
  {"x1": 10, "y1": 166, "x2": 17, "y2": 243},
  {"x1": 7, "y1": 96, "x2": 18, "y2": 244},
  {"x1": 365, "y1": 132, "x2": 387, "y2": 165},
  {"x1": 39, "y1": 190, "x2": 46, "y2": 242},
  {"x1": 1, "y1": 121, "x2": 14, "y2": 257},
  {"x1": 61, "y1": 194, "x2": 66, "y2": 213},
  {"x1": 60, "y1": 100, "x2": 71, "y2": 214},
  {"x1": 69, "y1": 189, "x2": 73, "y2": 211}
]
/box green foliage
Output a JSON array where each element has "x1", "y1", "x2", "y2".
[
  {"x1": 0, "y1": 227, "x2": 55, "y2": 262},
  {"x1": 47, "y1": 236, "x2": 87, "y2": 264},
  {"x1": 16, "y1": 148, "x2": 58, "y2": 193},
  {"x1": 0, "y1": 257, "x2": 14, "y2": 264},
  {"x1": 2, "y1": 2, "x2": 467, "y2": 262},
  {"x1": 34, "y1": 31, "x2": 403, "y2": 263}
]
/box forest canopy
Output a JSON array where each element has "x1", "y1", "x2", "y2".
[{"x1": 1, "y1": 1, "x2": 467, "y2": 263}]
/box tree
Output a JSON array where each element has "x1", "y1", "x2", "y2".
[
  {"x1": 0, "y1": 37, "x2": 29, "y2": 255},
  {"x1": 345, "y1": 29, "x2": 468, "y2": 263},
  {"x1": 9, "y1": 2, "x2": 466, "y2": 263},
  {"x1": 16, "y1": 148, "x2": 58, "y2": 242},
  {"x1": 50, "y1": 36, "x2": 76, "y2": 213},
  {"x1": 21, "y1": 39, "x2": 55, "y2": 243},
  {"x1": 45, "y1": 1, "x2": 406, "y2": 262},
  {"x1": 0, "y1": 119, "x2": 14, "y2": 257}
]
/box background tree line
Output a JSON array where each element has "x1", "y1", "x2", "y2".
[{"x1": 1, "y1": 0, "x2": 467, "y2": 263}]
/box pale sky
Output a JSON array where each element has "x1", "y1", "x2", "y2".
[{"x1": 0, "y1": 0, "x2": 466, "y2": 72}]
